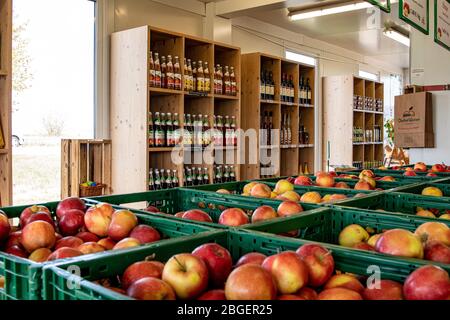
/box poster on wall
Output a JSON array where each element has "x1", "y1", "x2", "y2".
[
  {"x1": 366, "y1": 0, "x2": 391, "y2": 12},
  {"x1": 399, "y1": 0, "x2": 430, "y2": 34},
  {"x1": 435, "y1": 0, "x2": 450, "y2": 51}
]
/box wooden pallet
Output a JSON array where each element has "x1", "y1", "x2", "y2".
[{"x1": 61, "y1": 139, "x2": 112, "y2": 198}]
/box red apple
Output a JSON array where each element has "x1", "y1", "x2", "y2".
[
  {"x1": 197, "y1": 289, "x2": 226, "y2": 300},
  {"x1": 182, "y1": 209, "x2": 213, "y2": 223},
  {"x1": 296, "y1": 287, "x2": 318, "y2": 300},
  {"x1": 375, "y1": 229, "x2": 424, "y2": 259},
  {"x1": 225, "y1": 264, "x2": 276, "y2": 300},
  {"x1": 0, "y1": 211, "x2": 11, "y2": 242},
  {"x1": 318, "y1": 288, "x2": 363, "y2": 300},
  {"x1": 122, "y1": 261, "x2": 164, "y2": 290},
  {"x1": 20, "y1": 220, "x2": 56, "y2": 253},
  {"x1": 47, "y1": 247, "x2": 83, "y2": 261},
  {"x1": 55, "y1": 236, "x2": 84, "y2": 250},
  {"x1": 294, "y1": 176, "x2": 313, "y2": 186},
  {"x1": 20, "y1": 205, "x2": 51, "y2": 228},
  {"x1": 174, "y1": 212, "x2": 185, "y2": 218},
  {"x1": 427, "y1": 172, "x2": 438, "y2": 177},
  {"x1": 277, "y1": 201, "x2": 303, "y2": 217},
  {"x1": 235, "y1": 252, "x2": 267, "y2": 267},
  {"x1": 250, "y1": 183, "x2": 272, "y2": 198},
  {"x1": 28, "y1": 248, "x2": 52, "y2": 262},
  {"x1": 363, "y1": 280, "x2": 403, "y2": 300},
  {"x1": 354, "y1": 180, "x2": 372, "y2": 190},
  {"x1": 59, "y1": 209, "x2": 85, "y2": 236},
  {"x1": 75, "y1": 232, "x2": 99, "y2": 243},
  {"x1": 192, "y1": 243, "x2": 232, "y2": 288},
  {"x1": 352, "y1": 242, "x2": 376, "y2": 251},
  {"x1": 162, "y1": 253, "x2": 209, "y2": 299},
  {"x1": 415, "y1": 222, "x2": 450, "y2": 246},
  {"x1": 218, "y1": 208, "x2": 249, "y2": 226},
  {"x1": 404, "y1": 171, "x2": 417, "y2": 177},
  {"x1": 112, "y1": 237, "x2": 141, "y2": 250},
  {"x1": 129, "y1": 225, "x2": 161, "y2": 244},
  {"x1": 107, "y1": 209, "x2": 138, "y2": 241},
  {"x1": 127, "y1": 277, "x2": 175, "y2": 300},
  {"x1": 316, "y1": 174, "x2": 335, "y2": 188},
  {"x1": 431, "y1": 164, "x2": 446, "y2": 173},
  {"x1": 296, "y1": 244, "x2": 335, "y2": 287},
  {"x1": 324, "y1": 274, "x2": 364, "y2": 293},
  {"x1": 144, "y1": 205, "x2": 159, "y2": 213},
  {"x1": 251, "y1": 206, "x2": 277, "y2": 224},
  {"x1": 97, "y1": 237, "x2": 116, "y2": 250},
  {"x1": 334, "y1": 182, "x2": 350, "y2": 189},
  {"x1": 5, "y1": 231, "x2": 22, "y2": 249},
  {"x1": 77, "y1": 242, "x2": 106, "y2": 254},
  {"x1": 424, "y1": 240, "x2": 450, "y2": 264},
  {"x1": 5, "y1": 245, "x2": 28, "y2": 258},
  {"x1": 403, "y1": 265, "x2": 450, "y2": 300},
  {"x1": 84, "y1": 203, "x2": 114, "y2": 237},
  {"x1": 414, "y1": 162, "x2": 427, "y2": 172},
  {"x1": 26, "y1": 212, "x2": 55, "y2": 229},
  {"x1": 56, "y1": 197, "x2": 86, "y2": 218}
]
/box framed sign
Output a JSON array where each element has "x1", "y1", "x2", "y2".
[
  {"x1": 435, "y1": 0, "x2": 450, "y2": 51},
  {"x1": 399, "y1": 0, "x2": 430, "y2": 34},
  {"x1": 366, "y1": 0, "x2": 391, "y2": 12}
]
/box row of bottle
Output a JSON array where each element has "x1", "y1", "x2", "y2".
[
  {"x1": 260, "y1": 71, "x2": 312, "y2": 105},
  {"x1": 280, "y1": 112, "x2": 292, "y2": 145},
  {"x1": 149, "y1": 52, "x2": 182, "y2": 90},
  {"x1": 183, "y1": 58, "x2": 211, "y2": 93},
  {"x1": 375, "y1": 99, "x2": 383, "y2": 112},
  {"x1": 298, "y1": 125, "x2": 310, "y2": 145},
  {"x1": 353, "y1": 95, "x2": 364, "y2": 110},
  {"x1": 182, "y1": 114, "x2": 238, "y2": 147},
  {"x1": 280, "y1": 73, "x2": 295, "y2": 103},
  {"x1": 183, "y1": 167, "x2": 210, "y2": 186},
  {"x1": 148, "y1": 168, "x2": 179, "y2": 190},
  {"x1": 149, "y1": 112, "x2": 181, "y2": 147},
  {"x1": 299, "y1": 77, "x2": 312, "y2": 105},
  {"x1": 353, "y1": 127, "x2": 364, "y2": 143},
  {"x1": 213, "y1": 65, "x2": 237, "y2": 96},
  {"x1": 213, "y1": 165, "x2": 237, "y2": 184},
  {"x1": 353, "y1": 126, "x2": 382, "y2": 143}
]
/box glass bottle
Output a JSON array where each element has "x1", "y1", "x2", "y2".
[
  {"x1": 217, "y1": 65, "x2": 223, "y2": 95},
  {"x1": 154, "y1": 169, "x2": 162, "y2": 190},
  {"x1": 230, "y1": 66, "x2": 237, "y2": 96},
  {"x1": 202, "y1": 167, "x2": 209, "y2": 185},
  {"x1": 306, "y1": 78, "x2": 312, "y2": 105},
  {"x1": 224, "y1": 116, "x2": 231, "y2": 146},
  {"x1": 186, "y1": 167, "x2": 193, "y2": 186},
  {"x1": 160, "y1": 56, "x2": 167, "y2": 89},
  {"x1": 223, "y1": 165, "x2": 230, "y2": 182},
  {"x1": 173, "y1": 113, "x2": 180, "y2": 145},
  {"x1": 231, "y1": 116, "x2": 237, "y2": 146},
  {"x1": 203, "y1": 115, "x2": 211, "y2": 147},
  {"x1": 149, "y1": 51, "x2": 155, "y2": 87},
  {"x1": 154, "y1": 53, "x2": 161, "y2": 88},
  {"x1": 299, "y1": 76, "x2": 304, "y2": 105},
  {"x1": 192, "y1": 61, "x2": 197, "y2": 92},
  {"x1": 215, "y1": 166, "x2": 223, "y2": 183},
  {"x1": 229, "y1": 166, "x2": 236, "y2": 181},
  {"x1": 154, "y1": 112, "x2": 163, "y2": 147},
  {"x1": 269, "y1": 72, "x2": 275, "y2": 100},
  {"x1": 166, "y1": 55, "x2": 174, "y2": 90},
  {"x1": 183, "y1": 58, "x2": 189, "y2": 91},
  {"x1": 204, "y1": 62, "x2": 211, "y2": 93},
  {"x1": 148, "y1": 112, "x2": 154, "y2": 147},
  {"x1": 196, "y1": 167, "x2": 203, "y2": 185},
  {"x1": 172, "y1": 170, "x2": 179, "y2": 187},
  {"x1": 160, "y1": 113, "x2": 167, "y2": 147},
  {"x1": 148, "y1": 169, "x2": 155, "y2": 191},
  {"x1": 174, "y1": 56, "x2": 181, "y2": 90},
  {"x1": 165, "y1": 170, "x2": 173, "y2": 189},
  {"x1": 196, "y1": 61, "x2": 204, "y2": 93},
  {"x1": 224, "y1": 66, "x2": 231, "y2": 95},
  {"x1": 187, "y1": 59, "x2": 193, "y2": 92},
  {"x1": 287, "y1": 113, "x2": 292, "y2": 144},
  {"x1": 166, "y1": 112, "x2": 173, "y2": 147},
  {"x1": 217, "y1": 115, "x2": 224, "y2": 146},
  {"x1": 268, "y1": 111, "x2": 273, "y2": 145}
]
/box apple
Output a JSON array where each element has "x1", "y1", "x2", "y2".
[
  {"x1": 144, "y1": 205, "x2": 159, "y2": 213},
  {"x1": 192, "y1": 243, "x2": 232, "y2": 288},
  {"x1": 250, "y1": 183, "x2": 272, "y2": 198},
  {"x1": 415, "y1": 222, "x2": 450, "y2": 245},
  {"x1": 338, "y1": 224, "x2": 370, "y2": 247},
  {"x1": 274, "y1": 179, "x2": 294, "y2": 195},
  {"x1": 20, "y1": 221, "x2": 56, "y2": 253},
  {"x1": 431, "y1": 164, "x2": 446, "y2": 173},
  {"x1": 225, "y1": 264, "x2": 276, "y2": 300},
  {"x1": 416, "y1": 210, "x2": 436, "y2": 218},
  {"x1": 235, "y1": 252, "x2": 267, "y2": 267},
  {"x1": 352, "y1": 242, "x2": 375, "y2": 251},
  {"x1": 198, "y1": 289, "x2": 226, "y2": 300},
  {"x1": 112, "y1": 237, "x2": 141, "y2": 250},
  {"x1": 294, "y1": 176, "x2": 313, "y2": 186},
  {"x1": 316, "y1": 174, "x2": 335, "y2": 188},
  {"x1": 354, "y1": 180, "x2": 372, "y2": 191},
  {"x1": 107, "y1": 209, "x2": 138, "y2": 241},
  {"x1": 97, "y1": 237, "x2": 116, "y2": 250},
  {"x1": 414, "y1": 162, "x2": 427, "y2": 172},
  {"x1": 174, "y1": 212, "x2": 185, "y2": 218},
  {"x1": 262, "y1": 251, "x2": 309, "y2": 294},
  {"x1": 277, "y1": 201, "x2": 303, "y2": 217},
  {"x1": 318, "y1": 288, "x2": 363, "y2": 300},
  {"x1": 422, "y1": 186, "x2": 443, "y2": 197},
  {"x1": 327, "y1": 194, "x2": 348, "y2": 203},
  {"x1": 77, "y1": 242, "x2": 106, "y2": 254},
  {"x1": 278, "y1": 294, "x2": 305, "y2": 300},
  {"x1": 279, "y1": 191, "x2": 301, "y2": 202},
  {"x1": 296, "y1": 287, "x2": 318, "y2": 300},
  {"x1": 251, "y1": 205, "x2": 277, "y2": 224},
  {"x1": 270, "y1": 192, "x2": 277, "y2": 199},
  {"x1": 375, "y1": 229, "x2": 424, "y2": 259},
  {"x1": 404, "y1": 171, "x2": 417, "y2": 177},
  {"x1": 218, "y1": 208, "x2": 249, "y2": 226},
  {"x1": 121, "y1": 261, "x2": 164, "y2": 290},
  {"x1": 440, "y1": 213, "x2": 450, "y2": 220},
  {"x1": 47, "y1": 247, "x2": 83, "y2": 261},
  {"x1": 363, "y1": 280, "x2": 403, "y2": 300},
  {"x1": 403, "y1": 265, "x2": 450, "y2": 300},
  {"x1": 296, "y1": 244, "x2": 334, "y2": 287},
  {"x1": 182, "y1": 209, "x2": 213, "y2": 223},
  {"x1": 427, "y1": 172, "x2": 438, "y2": 177},
  {"x1": 55, "y1": 236, "x2": 84, "y2": 250},
  {"x1": 75, "y1": 232, "x2": 99, "y2": 243},
  {"x1": 335, "y1": 182, "x2": 350, "y2": 189},
  {"x1": 5, "y1": 231, "x2": 22, "y2": 249},
  {"x1": 379, "y1": 176, "x2": 396, "y2": 182},
  {"x1": 324, "y1": 274, "x2": 364, "y2": 293},
  {"x1": 5, "y1": 245, "x2": 28, "y2": 258},
  {"x1": 0, "y1": 211, "x2": 11, "y2": 242},
  {"x1": 28, "y1": 248, "x2": 52, "y2": 262},
  {"x1": 59, "y1": 209, "x2": 85, "y2": 236},
  {"x1": 84, "y1": 203, "x2": 114, "y2": 237},
  {"x1": 162, "y1": 253, "x2": 209, "y2": 299},
  {"x1": 26, "y1": 212, "x2": 55, "y2": 229},
  {"x1": 359, "y1": 169, "x2": 375, "y2": 179},
  {"x1": 129, "y1": 225, "x2": 161, "y2": 244},
  {"x1": 20, "y1": 205, "x2": 51, "y2": 228},
  {"x1": 127, "y1": 277, "x2": 175, "y2": 300},
  {"x1": 56, "y1": 197, "x2": 86, "y2": 218},
  {"x1": 300, "y1": 191, "x2": 322, "y2": 204},
  {"x1": 424, "y1": 240, "x2": 450, "y2": 264}
]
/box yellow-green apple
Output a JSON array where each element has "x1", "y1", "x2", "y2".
[
  {"x1": 270, "y1": 192, "x2": 277, "y2": 199},
  {"x1": 75, "y1": 231, "x2": 99, "y2": 243},
  {"x1": 277, "y1": 294, "x2": 305, "y2": 300},
  {"x1": 424, "y1": 240, "x2": 450, "y2": 264},
  {"x1": 440, "y1": 213, "x2": 450, "y2": 220},
  {"x1": 55, "y1": 236, "x2": 84, "y2": 250},
  {"x1": 28, "y1": 248, "x2": 52, "y2": 262},
  {"x1": 97, "y1": 237, "x2": 116, "y2": 250},
  {"x1": 379, "y1": 176, "x2": 396, "y2": 182},
  {"x1": 279, "y1": 190, "x2": 301, "y2": 202},
  {"x1": 84, "y1": 203, "x2": 114, "y2": 237},
  {"x1": 20, "y1": 205, "x2": 51, "y2": 228},
  {"x1": 363, "y1": 280, "x2": 403, "y2": 300},
  {"x1": 162, "y1": 253, "x2": 209, "y2": 299},
  {"x1": 354, "y1": 180, "x2": 372, "y2": 190},
  {"x1": 77, "y1": 242, "x2": 106, "y2": 254},
  {"x1": 296, "y1": 287, "x2": 318, "y2": 300},
  {"x1": 321, "y1": 194, "x2": 332, "y2": 202},
  {"x1": 20, "y1": 220, "x2": 56, "y2": 253},
  {"x1": 216, "y1": 189, "x2": 231, "y2": 194},
  {"x1": 243, "y1": 182, "x2": 258, "y2": 194},
  {"x1": 5, "y1": 245, "x2": 28, "y2": 258},
  {"x1": 129, "y1": 225, "x2": 161, "y2": 244},
  {"x1": 122, "y1": 261, "x2": 164, "y2": 290},
  {"x1": 250, "y1": 183, "x2": 272, "y2": 198},
  {"x1": 422, "y1": 186, "x2": 443, "y2": 197},
  {"x1": 127, "y1": 277, "x2": 176, "y2": 300},
  {"x1": 338, "y1": 224, "x2": 369, "y2": 247},
  {"x1": 182, "y1": 209, "x2": 213, "y2": 223},
  {"x1": 324, "y1": 274, "x2": 364, "y2": 293},
  {"x1": 59, "y1": 209, "x2": 85, "y2": 236},
  {"x1": 218, "y1": 208, "x2": 249, "y2": 226},
  {"x1": 300, "y1": 191, "x2": 322, "y2": 204},
  {"x1": 235, "y1": 252, "x2": 267, "y2": 267},
  {"x1": 416, "y1": 210, "x2": 436, "y2": 218},
  {"x1": 56, "y1": 197, "x2": 86, "y2": 218},
  {"x1": 274, "y1": 179, "x2": 294, "y2": 194},
  {"x1": 225, "y1": 264, "x2": 276, "y2": 300},
  {"x1": 403, "y1": 265, "x2": 450, "y2": 300},
  {"x1": 415, "y1": 222, "x2": 450, "y2": 245},
  {"x1": 359, "y1": 169, "x2": 375, "y2": 179},
  {"x1": 262, "y1": 251, "x2": 309, "y2": 294},
  {"x1": 0, "y1": 211, "x2": 11, "y2": 242},
  {"x1": 375, "y1": 229, "x2": 424, "y2": 258},
  {"x1": 47, "y1": 247, "x2": 83, "y2": 261},
  {"x1": 404, "y1": 170, "x2": 417, "y2": 177},
  {"x1": 361, "y1": 175, "x2": 376, "y2": 189},
  {"x1": 277, "y1": 201, "x2": 303, "y2": 217},
  {"x1": 251, "y1": 206, "x2": 277, "y2": 223},
  {"x1": 107, "y1": 209, "x2": 138, "y2": 241},
  {"x1": 112, "y1": 237, "x2": 141, "y2": 250},
  {"x1": 192, "y1": 243, "x2": 232, "y2": 288},
  {"x1": 318, "y1": 288, "x2": 362, "y2": 300},
  {"x1": 335, "y1": 182, "x2": 350, "y2": 189},
  {"x1": 316, "y1": 174, "x2": 335, "y2": 188},
  {"x1": 294, "y1": 176, "x2": 313, "y2": 186},
  {"x1": 296, "y1": 244, "x2": 334, "y2": 287},
  {"x1": 198, "y1": 289, "x2": 226, "y2": 300},
  {"x1": 352, "y1": 242, "x2": 375, "y2": 251}
]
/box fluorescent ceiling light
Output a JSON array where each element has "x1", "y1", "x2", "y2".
[
  {"x1": 290, "y1": 1, "x2": 373, "y2": 21},
  {"x1": 285, "y1": 51, "x2": 316, "y2": 66},
  {"x1": 383, "y1": 29, "x2": 410, "y2": 47},
  {"x1": 359, "y1": 70, "x2": 378, "y2": 81}
]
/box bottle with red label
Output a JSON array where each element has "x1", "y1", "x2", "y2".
[
  {"x1": 166, "y1": 55, "x2": 174, "y2": 90},
  {"x1": 174, "y1": 56, "x2": 181, "y2": 90},
  {"x1": 154, "y1": 53, "x2": 161, "y2": 88},
  {"x1": 149, "y1": 51, "x2": 155, "y2": 87}
]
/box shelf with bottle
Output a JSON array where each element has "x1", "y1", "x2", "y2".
[
  {"x1": 260, "y1": 55, "x2": 280, "y2": 102},
  {"x1": 211, "y1": 114, "x2": 238, "y2": 148},
  {"x1": 298, "y1": 75, "x2": 313, "y2": 107},
  {"x1": 148, "y1": 111, "x2": 182, "y2": 151}
]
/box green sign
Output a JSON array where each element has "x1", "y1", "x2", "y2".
[
  {"x1": 400, "y1": 0, "x2": 430, "y2": 34},
  {"x1": 366, "y1": 0, "x2": 391, "y2": 12},
  {"x1": 435, "y1": 0, "x2": 450, "y2": 51}
]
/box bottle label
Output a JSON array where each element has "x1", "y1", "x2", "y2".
[
  {"x1": 149, "y1": 129, "x2": 154, "y2": 146},
  {"x1": 205, "y1": 78, "x2": 211, "y2": 92},
  {"x1": 260, "y1": 84, "x2": 265, "y2": 95},
  {"x1": 155, "y1": 131, "x2": 165, "y2": 146},
  {"x1": 174, "y1": 73, "x2": 181, "y2": 90},
  {"x1": 308, "y1": 91, "x2": 312, "y2": 100},
  {"x1": 155, "y1": 71, "x2": 161, "y2": 86},
  {"x1": 167, "y1": 72, "x2": 174, "y2": 89},
  {"x1": 197, "y1": 77, "x2": 204, "y2": 92}
]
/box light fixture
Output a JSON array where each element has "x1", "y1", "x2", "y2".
[
  {"x1": 285, "y1": 51, "x2": 316, "y2": 66},
  {"x1": 383, "y1": 29, "x2": 410, "y2": 47},
  {"x1": 289, "y1": 1, "x2": 373, "y2": 21}
]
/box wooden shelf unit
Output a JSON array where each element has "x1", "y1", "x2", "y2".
[
  {"x1": 0, "y1": 0, "x2": 12, "y2": 205},
  {"x1": 240, "y1": 53, "x2": 316, "y2": 179},
  {"x1": 110, "y1": 26, "x2": 241, "y2": 194},
  {"x1": 322, "y1": 75, "x2": 384, "y2": 171}
]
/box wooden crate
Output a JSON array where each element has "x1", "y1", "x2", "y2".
[{"x1": 61, "y1": 139, "x2": 112, "y2": 198}]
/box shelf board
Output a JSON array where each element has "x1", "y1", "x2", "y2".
[
  {"x1": 0, "y1": 70, "x2": 7, "y2": 77},
  {"x1": 353, "y1": 109, "x2": 365, "y2": 113},
  {"x1": 214, "y1": 145, "x2": 237, "y2": 150},
  {"x1": 261, "y1": 99, "x2": 280, "y2": 105},
  {"x1": 148, "y1": 147, "x2": 175, "y2": 152},
  {"x1": 280, "y1": 144, "x2": 297, "y2": 149},
  {"x1": 214, "y1": 94, "x2": 238, "y2": 100},
  {"x1": 353, "y1": 142, "x2": 365, "y2": 145},
  {"x1": 280, "y1": 101, "x2": 298, "y2": 107},
  {"x1": 0, "y1": 149, "x2": 10, "y2": 154},
  {"x1": 298, "y1": 144, "x2": 314, "y2": 148},
  {"x1": 260, "y1": 145, "x2": 280, "y2": 150},
  {"x1": 299, "y1": 104, "x2": 314, "y2": 108},
  {"x1": 185, "y1": 92, "x2": 213, "y2": 98},
  {"x1": 149, "y1": 87, "x2": 183, "y2": 96}
]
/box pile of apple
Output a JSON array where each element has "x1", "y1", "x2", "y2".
[
  {"x1": 96, "y1": 242, "x2": 450, "y2": 300},
  {"x1": 0, "y1": 198, "x2": 161, "y2": 262},
  {"x1": 338, "y1": 221, "x2": 450, "y2": 264}
]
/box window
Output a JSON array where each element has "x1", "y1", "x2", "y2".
[
  {"x1": 285, "y1": 50, "x2": 316, "y2": 66},
  {"x1": 359, "y1": 70, "x2": 379, "y2": 81}
]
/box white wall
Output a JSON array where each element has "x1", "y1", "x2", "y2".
[{"x1": 408, "y1": 0, "x2": 450, "y2": 164}]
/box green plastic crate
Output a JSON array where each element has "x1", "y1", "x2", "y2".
[
  {"x1": 86, "y1": 188, "x2": 322, "y2": 228},
  {"x1": 42, "y1": 228, "x2": 449, "y2": 300},
  {"x1": 0, "y1": 200, "x2": 213, "y2": 300},
  {"x1": 389, "y1": 182, "x2": 450, "y2": 202}
]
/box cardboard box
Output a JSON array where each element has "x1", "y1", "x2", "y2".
[{"x1": 394, "y1": 92, "x2": 434, "y2": 148}]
